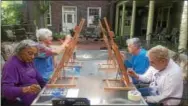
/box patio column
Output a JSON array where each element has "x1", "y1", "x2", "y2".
[
  {"x1": 120, "y1": 3, "x2": 125, "y2": 36},
  {"x1": 109, "y1": 1, "x2": 115, "y2": 30},
  {"x1": 178, "y1": 1, "x2": 188, "y2": 52},
  {"x1": 130, "y1": 0, "x2": 136, "y2": 38},
  {"x1": 115, "y1": 5, "x2": 119, "y2": 35},
  {"x1": 166, "y1": 7, "x2": 171, "y2": 32},
  {"x1": 146, "y1": 0, "x2": 155, "y2": 47}
]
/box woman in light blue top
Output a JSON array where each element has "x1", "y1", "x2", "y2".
[{"x1": 34, "y1": 28, "x2": 71, "y2": 82}]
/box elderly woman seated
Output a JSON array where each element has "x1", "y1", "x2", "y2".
[
  {"x1": 124, "y1": 38, "x2": 149, "y2": 84},
  {"x1": 128, "y1": 45, "x2": 183, "y2": 106},
  {"x1": 1, "y1": 40, "x2": 46, "y2": 106}
]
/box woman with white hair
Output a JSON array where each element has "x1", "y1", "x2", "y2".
[
  {"x1": 128, "y1": 45, "x2": 183, "y2": 105},
  {"x1": 34, "y1": 28, "x2": 71, "y2": 82},
  {"x1": 124, "y1": 37, "x2": 149, "y2": 84},
  {"x1": 1, "y1": 39, "x2": 45, "y2": 106}
]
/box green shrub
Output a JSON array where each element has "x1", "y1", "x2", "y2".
[
  {"x1": 53, "y1": 33, "x2": 66, "y2": 40},
  {"x1": 114, "y1": 35, "x2": 128, "y2": 49}
]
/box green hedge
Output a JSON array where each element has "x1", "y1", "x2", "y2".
[
  {"x1": 53, "y1": 33, "x2": 66, "y2": 40},
  {"x1": 114, "y1": 35, "x2": 128, "y2": 49}
]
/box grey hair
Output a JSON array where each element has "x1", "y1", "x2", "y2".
[
  {"x1": 148, "y1": 45, "x2": 170, "y2": 60},
  {"x1": 14, "y1": 39, "x2": 38, "y2": 54},
  {"x1": 126, "y1": 37, "x2": 141, "y2": 48},
  {"x1": 36, "y1": 28, "x2": 52, "y2": 41}
]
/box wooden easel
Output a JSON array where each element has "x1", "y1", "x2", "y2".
[
  {"x1": 102, "y1": 17, "x2": 134, "y2": 90},
  {"x1": 47, "y1": 19, "x2": 85, "y2": 88},
  {"x1": 64, "y1": 19, "x2": 85, "y2": 68},
  {"x1": 98, "y1": 20, "x2": 118, "y2": 72}
]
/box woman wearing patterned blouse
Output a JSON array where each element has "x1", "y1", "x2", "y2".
[{"x1": 34, "y1": 28, "x2": 71, "y2": 82}]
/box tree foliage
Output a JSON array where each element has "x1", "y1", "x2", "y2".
[
  {"x1": 1, "y1": 1, "x2": 24, "y2": 25},
  {"x1": 34, "y1": 1, "x2": 50, "y2": 28},
  {"x1": 38, "y1": 1, "x2": 50, "y2": 14}
]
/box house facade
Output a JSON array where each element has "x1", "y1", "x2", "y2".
[{"x1": 23, "y1": 0, "x2": 116, "y2": 34}]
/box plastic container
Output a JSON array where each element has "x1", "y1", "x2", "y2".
[{"x1": 128, "y1": 90, "x2": 141, "y2": 101}]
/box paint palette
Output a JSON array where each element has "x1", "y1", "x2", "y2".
[{"x1": 41, "y1": 88, "x2": 68, "y2": 96}]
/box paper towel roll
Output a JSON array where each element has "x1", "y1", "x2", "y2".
[{"x1": 128, "y1": 90, "x2": 141, "y2": 101}]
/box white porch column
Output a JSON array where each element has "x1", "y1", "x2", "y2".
[
  {"x1": 130, "y1": 0, "x2": 136, "y2": 38},
  {"x1": 146, "y1": 0, "x2": 155, "y2": 47},
  {"x1": 115, "y1": 5, "x2": 119, "y2": 35},
  {"x1": 178, "y1": 1, "x2": 188, "y2": 52},
  {"x1": 120, "y1": 3, "x2": 125, "y2": 36}
]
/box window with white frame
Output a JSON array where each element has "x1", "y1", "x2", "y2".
[
  {"x1": 46, "y1": 5, "x2": 52, "y2": 26},
  {"x1": 87, "y1": 7, "x2": 101, "y2": 27}
]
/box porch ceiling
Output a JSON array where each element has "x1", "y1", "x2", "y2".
[{"x1": 124, "y1": 0, "x2": 180, "y2": 7}]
